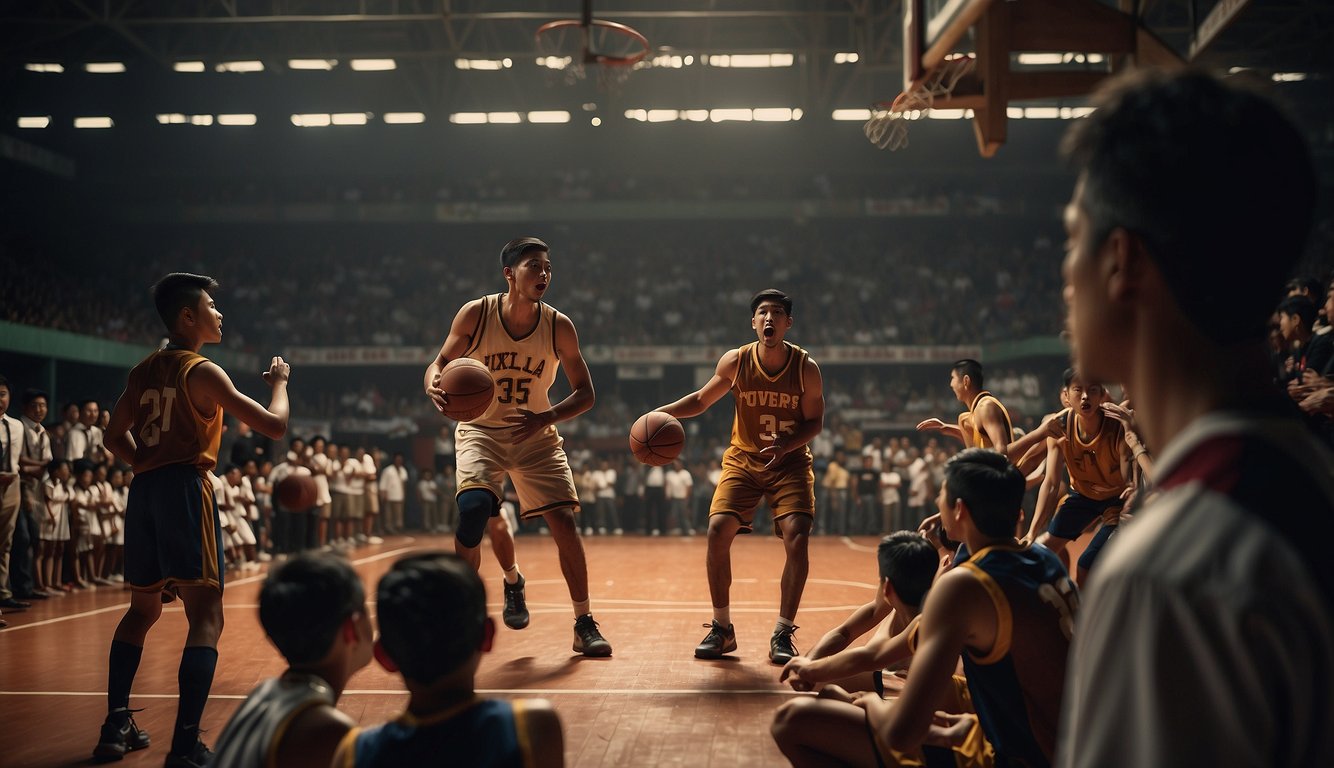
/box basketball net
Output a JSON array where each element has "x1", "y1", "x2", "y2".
[
  {"x1": 535, "y1": 18, "x2": 649, "y2": 94},
  {"x1": 864, "y1": 54, "x2": 976, "y2": 150}
]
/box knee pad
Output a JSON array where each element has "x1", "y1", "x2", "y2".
[{"x1": 455, "y1": 490, "x2": 497, "y2": 548}]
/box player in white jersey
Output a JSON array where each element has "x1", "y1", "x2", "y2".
[{"x1": 423, "y1": 237, "x2": 611, "y2": 657}]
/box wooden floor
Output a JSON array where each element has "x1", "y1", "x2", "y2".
[{"x1": 0, "y1": 533, "x2": 889, "y2": 767}]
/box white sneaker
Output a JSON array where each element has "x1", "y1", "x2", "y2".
[
  {"x1": 613, "y1": 528, "x2": 624, "y2": 536},
  {"x1": 651, "y1": 529, "x2": 661, "y2": 536},
  {"x1": 368, "y1": 536, "x2": 385, "y2": 545},
  {"x1": 356, "y1": 533, "x2": 368, "y2": 543},
  {"x1": 258, "y1": 552, "x2": 273, "y2": 562},
  {"x1": 597, "y1": 527, "x2": 607, "y2": 535},
  {"x1": 583, "y1": 527, "x2": 593, "y2": 536}
]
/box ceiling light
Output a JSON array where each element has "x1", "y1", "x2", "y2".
[
  {"x1": 832, "y1": 109, "x2": 872, "y2": 121},
  {"x1": 350, "y1": 59, "x2": 396, "y2": 71},
  {"x1": 384, "y1": 112, "x2": 425, "y2": 124},
  {"x1": 74, "y1": 116, "x2": 114, "y2": 129},
  {"x1": 288, "y1": 59, "x2": 337, "y2": 70},
  {"x1": 24, "y1": 63, "x2": 64, "y2": 73},
  {"x1": 17, "y1": 116, "x2": 51, "y2": 128},
  {"x1": 527, "y1": 111, "x2": 571, "y2": 124},
  {"x1": 173, "y1": 61, "x2": 206, "y2": 73},
  {"x1": 450, "y1": 113, "x2": 487, "y2": 124},
  {"x1": 85, "y1": 62, "x2": 126, "y2": 73},
  {"x1": 217, "y1": 113, "x2": 256, "y2": 126},
  {"x1": 216, "y1": 60, "x2": 264, "y2": 73}
]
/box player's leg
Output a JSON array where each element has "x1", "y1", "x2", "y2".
[
  {"x1": 771, "y1": 696, "x2": 885, "y2": 767},
  {"x1": 695, "y1": 512, "x2": 742, "y2": 659},
  {"x1": 772, "y1": 513, "x2": 813, "y2": 664},
  {"x1": 542, "y1": 506, "x2": 611, "y2": 655},
  {"x1": 454, "y1": 489, "x2": 498, "y2": 570},
  {"x1": 487, "y1": 509, "x2": 529, "y2": 630},
  {"x1": 168, "y1": 584, "x2": 224, "y2": 765}
]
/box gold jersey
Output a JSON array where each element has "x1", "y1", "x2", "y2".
[
  {"x1": 462, "y1": 294, "x2": 560, "y2": 429},
  {"x1": 1060, "y1": 410, "x2": 1128, "y2": 500},
  {"x1": 728, "y1": 341, "x2": 812, "y2": 463},
  {"x1": 123, "y1": 348, "x2": 223, "y2": 473},
  {"x1": 967, "y1": 391, "x2": 1013, "y2": 450}
]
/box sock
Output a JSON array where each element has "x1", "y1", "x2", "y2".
[
  {"x1": 775, "y1": 616, "x2": 795, "y2": 634},
  {"x1": 503, "y1": 564, "x2": 521, "y2": 585},
  {"x1": 714, "y1": 606, "x2": 731, "y2": 627},
  {"x1": 107, "y1": 640, "x2": 144, "y2": 716},
  {"x1": 573, "y1": 599, "x2": 590, "y2": 618},
  {"x1": 172, "y1": 646, "x2": 219, "y2": 755}
]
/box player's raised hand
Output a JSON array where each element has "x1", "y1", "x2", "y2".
[
  {"x1": 916, "y1": 418, "x2": 946, "y2": 432},
  {"x1": 504, "y1": 408, "x2": 554, "y2": 444},
  {"x1": 262, "y1": 356, "x2": 290, "y2": 386},
  {"x1": 1099, "y1": 401, "x2": 1134, "y2": 426},
  {"x1": 426, "y1": 372, "x2": 451, "y2": 415}
]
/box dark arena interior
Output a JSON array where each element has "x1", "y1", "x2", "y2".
[{"x1": 1, "y1": 2, "x2": 1332, "y2": 767}]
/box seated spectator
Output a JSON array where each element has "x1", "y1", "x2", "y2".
[
  {"x1": 335, "y1": 552, "x2": 563, "y2": 767},
  {"x1": 213, "y1": 552, "x2": 373, "y2": 768}
]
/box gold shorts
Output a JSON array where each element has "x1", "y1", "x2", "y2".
[
  {"x1": 455, "y1": 423, "x2": 579, "y2": 519},
  {"x1": 869, "y1": 675, "x2": 994, "y2": 768},
  {"x1": 709, "y1": 446, "x2": 815, "y2": 535}
]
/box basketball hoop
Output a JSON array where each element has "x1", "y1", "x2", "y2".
[
  {"x1": 535, "y1": 17, "x2": 650, "y2": 92},
  {"x1": 864, "y1": 54, "x2": 975, "y2": 150}
]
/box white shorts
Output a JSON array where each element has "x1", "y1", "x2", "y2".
[
  {"x1": 110, "y1": 514, "x2": 125, "y2": 546},
  {"x1": 455, "y1": 423, "x2": 579, "y2": 519},
  {"x1": 232, "y1": 513, "x2": 257, "y2": 547}
]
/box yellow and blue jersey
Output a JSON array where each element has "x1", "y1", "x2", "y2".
[{"x1": 340, "y1": 698, "x2": 538, "y2": 768}]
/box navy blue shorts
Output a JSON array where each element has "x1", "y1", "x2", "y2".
[
  {"x1": 124, "y1": 463, "x2": 224, "y2": 594},
  {"x1": 1047, "y1": 492, "x2": 1122, "y2": 541}
]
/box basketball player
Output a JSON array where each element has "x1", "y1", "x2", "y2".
[
  {"x1": 653, "y1": 288, "x2": 825, "y2": 664},
  {"x1": 213, "y1": 553, "x2": 372, "y2": 768},
  {"x1": 791, "y1": 449, "x2": 1075, "y2": 767},
  {"x1": 422, "y1": 237, "x2": 611, "y2": 656},
  {"x1": 1056, "y1": 70, "x2": 1334, "y2": 767},
  {"x1": 916, "y1": 359, "x2": 1013, "y2": 454},
  {"x1": 333, "y1": 552, "x2": 564, "y2": 767},
  {"x1": 1014, "y1": 370, "x2": 1132, "y2": 582},
  {"x1": 94, "y1": 273, "x2": 291, "y2": 766}
]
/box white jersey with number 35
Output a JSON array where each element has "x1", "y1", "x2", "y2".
[{"x1": 462, "y1": 293, "x2": 560, "y2": 429}]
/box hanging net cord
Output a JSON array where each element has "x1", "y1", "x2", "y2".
[{"x1": 864, "y1": 55, "x2": 976, "y2": 150}]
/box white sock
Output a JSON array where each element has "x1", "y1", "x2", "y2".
[
  {"x1": 775, "y1": 616, "x2": 794, "y2": 634},
  {"x1": 714, "y1": 606, "x2": 731, "y2": 626},
  {"x1": 573, "y1": 599, "x2": 591, "y2": 618},
  {"x1": 503, "y1": 564, "x2": 521, "y2": 585}
]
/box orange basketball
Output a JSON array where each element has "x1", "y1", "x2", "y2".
[
  {"x1": 274, "y1": 473, "x2": 318, "y2": 511},
  {"x1": 439, "y1": 357, "x2": 495, "y2": 422},
  {"x1": 630, "y1": 411, "x2": 685, "y2": 466}
]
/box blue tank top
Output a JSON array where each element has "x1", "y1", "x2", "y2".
[
  {"x1": 958, "y1": 544, "x2": 1078, "y2": 768},
  {"x1": 347, "y1": 698, "x2": 535, "y2": 768}
]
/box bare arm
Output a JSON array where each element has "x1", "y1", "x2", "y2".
[
  {"x1": 976, "y1": 400, "x2": 1012, "y2": 454},
  {"x1": 1005, "y1": 409, "x2": 1067, "y2": 464},
  {"x1": 104, "y1": 390, "x2": 140, "y2": 468},
  {"x1": 504, "y1": 311, "x2": 595, "y2": 443},
  {"x1": 658, "y1": 349, "x2": 741, "y2": 419},
  {"x1": 915, "y1": 418, "x2": 966, "y2": 445},
  {"x1": 190, "y1": 358, "x2": 291, "y2": 440},
  {"x1": 786, "y1": 617, "x2": 918, "y2": 690},
  {"x1": 1025, "y1": 440, "x2": 1065, "y2": 542},
  {"x1": 523, "y1": 700, "x2": 566, "y2": 768},
  {"x1": 424, "y1": 300, "x2": 484, "y2": 413},
  {"x1": 806, "y1": 599, "x2": 893, "y2": 660},
  {"x1": 274, "y1": 706, "x2": 355, "y2": 768},
  {"x1": 758, "y1": 357, "x2": 825, "y2": 470}
]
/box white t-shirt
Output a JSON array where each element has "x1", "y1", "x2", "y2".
[
  {"x1": 309, "y1": 452, "x2": 332, "y2": 505},
  {"x1": 380, "y1": 465, "x2": 408, "y2": 502},
  {"x1": 665, "y1": 468, "x2": 693, "y2": 500},
  {"x1": 645, "y1": 465, "x2": 665, "y2": 489},
  {"x1": 417, "y1": 479, "x2": 438, "y2": 502},
  {"x1": 593, "y1": 468, "x2": 617, "y2": 499},
  {"x1": 65, "y1": 423, "x2": 104, "y2": 462},
  {"x1": 907, "y1": 458, "x2": 930, "y2": 506},
  {"x1": 880, "y1": 471, "x2": 902, "y2": 506}
]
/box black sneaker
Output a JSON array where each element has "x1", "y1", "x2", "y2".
[
  {"x1": 769, "y1": 625, "x2": 799, "y2": 665},
  {"x1": 163, "y1": 738, "x2": 213, "y2": 768},
  {"x1": 92, "y1": 708, "x2": 151, "y2": 762},
  {"x1": 502, "y1": 574, "x2": 530, "y2": 630},
  {"x1": 572, "y1": 614, "x2": 612, "y2": 657},
  {"x1": 694, "y1": 620, "x2": 737, "y2": 659}
]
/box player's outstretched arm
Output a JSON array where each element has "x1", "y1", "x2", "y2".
[
  {"x1": 914, "y1": 417, "x2": 965, "y2": 444},
  {"x1": 786, "y1": 617, "x2": 916, "y2": 691},
  {"x1": 1024, "y1": 440, "x2": 1064, "y2": 543},
  {"x1": 806, "y1": 599, "x2": 892, "y2": 660},
  {"x1": 976, "y1": 400, "x2": 1013, "y2": 454},
  {"x1": 758, "y1": 357, "x2": 825, "y2": 469},
  {"x1": 424, "y1": 300, "x2": 484, "y2": 414},
  {"x1": 192, "y1": 357, "x2": 290, "y2": 440},
  {"x1": 504, "y1": 311, "x2": 594, "y2": 443},
  {"x1": 1005, "y1": 409, "x2": 1066, "y2": 464},
  {"x1": 657, "y1": 348, "x2": 741, "y2": 420},
  {"x1": 104, "y1": 388, "x2": 141, "y2": 468}
]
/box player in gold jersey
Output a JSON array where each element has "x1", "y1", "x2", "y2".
[
  {"x1": 653, "y1": 289, "x2": 825, "y2": 664},
  {"x1": 95, "y1": 273, "x2": 291, "y2": 767},
  {"x1": 916, "y1": 360, "x2": 1013, "y2": 454}
]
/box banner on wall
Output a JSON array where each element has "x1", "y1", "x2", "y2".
[{"x1": 284, "y1": 345, "x2": 982, "y2": 367}]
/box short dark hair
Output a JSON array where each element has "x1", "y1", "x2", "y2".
[
  {"x1": 223, "y1": 463, "x2": 242, "y2": 475},
  {"x1": 952, "y1": 359, "x2": 984, "y2": 389},
  {"x1": 151, "y1": 272, "x2": 218, "y2": 331},
  {"x1": 876, "y1": 532, "x2": 939, "y2": 608},
  {"x1": 259, "y1": 553, "x2": 365, "y2": 665},
  {"x1": 1062, "y1": 367, "x2": 1077, "y2": 388},
  {"x1": 46, "y1": 458, "x2": 69, "y2": 475},
  {"x1": 943, "y1": 448, "x2": 1025, "y2": 539},
  {"x1": 750, "y1": 288, "x2": 793, "y2": 316},
  {"x1": 1277, "y1": 296, "x2": 1317, "y2": 329},
  {"x1": 1287, "y1": 276, "x2": 1322, "y2": 298},
  {"x1": 500, "y1": 237, "x2": 549, "y2": 269},
  {"x1": 376, "y1": 552, "x2": 486, "y2": 684},
  {"x1": 23, "y1": 388, "x2": 48, "y2": 406},
  {"x1": 0, "y1": 375, "x2": 8, "y2": 393},
  {"x1": 1061, "y1": 69, "x2": 1316, "y2": 344}
]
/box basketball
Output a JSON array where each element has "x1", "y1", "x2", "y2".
[
  {"x1": 629, "y1": 411, "x2": 685, "y2": 466},
  {"x1": 439, "y1": 357, "x2": 496, "y2": 422},
  {"x1": 274, "y1": 473, "x2": 318, "y2": 511}
]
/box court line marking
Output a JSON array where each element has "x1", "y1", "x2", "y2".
[
  {"x1": 840, "y1": 536, "x2": 879, "y2": 553},
  {"x1": 0, "y1": 546, "x2": 419, "y2": 633},
  {"x1": 0, "y1": 688, "x2": 805, "y2": 698}
]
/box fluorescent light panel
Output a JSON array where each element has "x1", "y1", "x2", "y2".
[
  {"x1": 288, "y1": 59, "x2": 337, "y2": 70},
  {"x1": 216, "y1": 60, "x2": 264, "y2": 73},
  {"x1": 709, "y1": 53, "x2": 794, "y2": 68},
  {"x1": 331, "y1": 112, "x2": 368, "y2": 125},
  {"x1": 384, "y1": 112, "x2": 425, "y2": 124},
  {"x1": 217, "y1": 113, "x2": 257, "y2": 126},
  {"x1": 74, "y1": 116, "x2": 114, "y2": 129},
  {"x1": 527, "y1": 111, "x2": 570, "y2": 124},
  {"x1": 455, "y1": 58, "x2": 512, "y2": 70},
  {"x1": 156, "y1": 113, "x2": 214, "y2": 125},
  {"x1": 85, "y1": 62, "x2": 125, "y2": 73},
  {"x1": 536, "y1": 56, "x2": 572, "y2": 70},
  {"x1": 450, "y1": 112, "x2": 487, "y2": 124},
  {"x1": 17, "y1": 116, "x2": 50, "y2": 128},
  {"x1": 832, "y1": 108, "x2": 872, "y2": 121},
  {"x1": 173, "y1": 61, "x2": 206, "y2": 73},
  {"x1": 834, "y1": 52, "x2": 860, "y2": 64},
  {"x1": 350, "y1": 59, "x2": 396, "y2": 71},
  {"x1": 25, "y1": 63, "x2": 64, "y2": 73}
]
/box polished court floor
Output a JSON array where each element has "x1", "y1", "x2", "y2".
[{"x1": 0, "y1": 533, "x2": 891, "y2": 767}]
